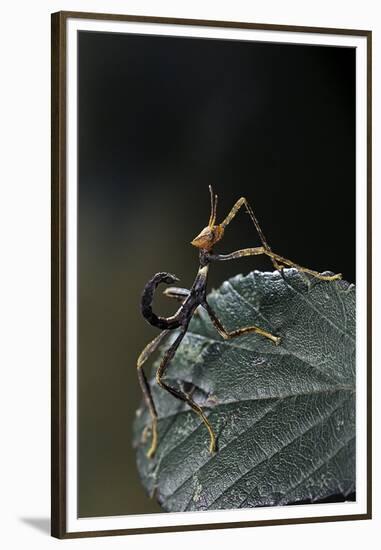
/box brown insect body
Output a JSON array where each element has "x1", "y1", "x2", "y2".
[{"x1": 191, "y1": 224, "x2": 224, "y2": 250}]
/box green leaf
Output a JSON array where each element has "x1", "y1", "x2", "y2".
[{"x1": 133, "y1": 269, "x2": 355, "y2": 512}]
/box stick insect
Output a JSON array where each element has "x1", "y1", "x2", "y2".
[{"x1": 137, "y1": 186, "x2": 341, "y2": 459}]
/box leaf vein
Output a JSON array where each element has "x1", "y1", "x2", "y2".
[
  {"x1": 204, "y1": 393, "x2": 353, "y2": 509},
  {"x1": 281, "y1": 275, "x2": 355, "y2": 344},
  {"x1": 277, "y1": 435, "x2": 355, "y2": 505}
]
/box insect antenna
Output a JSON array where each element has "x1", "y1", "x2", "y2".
[{"x1": 208, "y1": 185, "x2": 218, "y2": 228}]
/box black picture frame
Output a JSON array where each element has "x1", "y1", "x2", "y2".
[{"x1": 51, "y1": 10, "x2": 372, "y2": 539}]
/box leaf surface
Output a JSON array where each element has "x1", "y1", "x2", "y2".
[{"x1": 133, "y1": 269, "x2": 356, "y2": 512}]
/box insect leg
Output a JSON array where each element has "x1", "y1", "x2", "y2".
[
  {"x1": 264, "y1": 250, "x2": 342, "y2": 281},
  {"x1": 220, "y1": 197, "x2": 283, "y2": 270},
  {"x1": 156, "y1": 326, "x2": 217, "y2": 454},
  {"x1": 137, "y1": 330, "x2": 170, "y2": 458},
  {"x1": 203, "y1": 300, "x2": 280, "y2": 345},
  {"x1": 162, "y1": 287, "x2": 202, "y2": 316},
  {"x1": 162, "y1": 287, "x2": 190, "y2": 303},
  {"x1": 208, "y1": 246, "x2": 266, "y2": 261},
  {"x1": 208, "y1": 247, "x2": 342, "y2": 282}
]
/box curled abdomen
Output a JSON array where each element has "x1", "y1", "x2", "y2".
[{"x1": 141, "y1": 272, "x2": 182, "y2": 330}]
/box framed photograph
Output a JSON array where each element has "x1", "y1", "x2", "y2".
[{"x1": 51, "y1": 11, "x2": 372, "y2": 539}]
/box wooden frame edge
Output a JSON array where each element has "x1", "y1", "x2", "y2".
[
  {"x1": 58, "y1": 513, "x2": 370, "y2": 540},
  {"x1": 55, "y1": 10, "x2": 371, "y2": 35},
  {"x1": 51, "y1": 11, "x2": 67, "y2": 539},
  {"x1": 51, "y1": 10, "x2": 372, "y2": 539},
  {"x1": 366, "y1": 29, "x2": 372, "y2": 521}
]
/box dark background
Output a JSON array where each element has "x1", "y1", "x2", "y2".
[{"x1": 78, "y1": 31, "x2": 355, "y2": 517}]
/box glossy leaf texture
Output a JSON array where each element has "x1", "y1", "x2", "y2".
[{"x1": 133, "y1": 269, "x2": 356, "y2": 512}]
